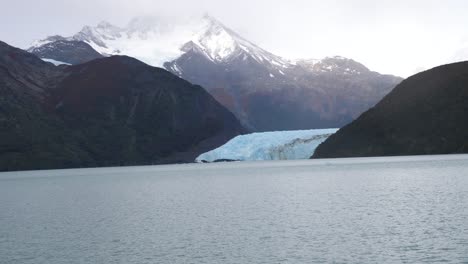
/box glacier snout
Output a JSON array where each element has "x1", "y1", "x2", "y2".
[{"x1": 196, "y1": 129, "x2": 338, "y2": 162}]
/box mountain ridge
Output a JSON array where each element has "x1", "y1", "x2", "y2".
[
  {"x1": 0, "y1": 40, "x2": 246, "y2": 171},
  {"x1": 28, "y1": 15, "x2": 403, "y2": 131}
]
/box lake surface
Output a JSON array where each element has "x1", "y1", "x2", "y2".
[{"x1": 1, "y1": 155, "x2": 468, "y2": 263}]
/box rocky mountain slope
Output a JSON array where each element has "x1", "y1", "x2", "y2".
[
  {"x1": 28, "y1": 37, "x2": 103, "y2": 64},
  {"x1": 168, "y1": 53, "x2": 400, "y2": 131},
  {"x1": 313, "y1": 62, "x2": 468, "y2": 158},
  {"x1": 0, "y1": 41, "x2": 245, "y2": 171},
  {"x1": 29, "y1": 15, "x2": 402, "y2": 131}
]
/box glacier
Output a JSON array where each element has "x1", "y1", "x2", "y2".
[{"x1": 196, "y1": 129, "x2": 338, "y2": 162}]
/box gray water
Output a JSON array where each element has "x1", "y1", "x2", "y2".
[{"x1": 1, "y1": 155, "x2": 468, "y2": 264}]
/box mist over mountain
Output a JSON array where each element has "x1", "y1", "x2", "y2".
[{"x1": 29, "y1": 15, "x2": 403, "y2": 131}]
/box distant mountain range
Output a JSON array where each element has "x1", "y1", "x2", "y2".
[
  {"x1": 0, "y1": 41, "x2": 245, "y2": 171},
  {"x1": 28, "y1": 15, "x2": 403, "y2": 131},
  {"x1": 313, "y1": 62, "x2": 468, "y2": 158}
]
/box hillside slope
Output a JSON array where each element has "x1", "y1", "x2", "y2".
[
  {"x1": 0, "y1": 41, "x2": 245, "y2": 171},
  {"x1": 313, "y1": 62, "x2": 468, "y2": 158}
]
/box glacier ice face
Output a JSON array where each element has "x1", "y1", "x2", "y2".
[{"x1": 196, "y1": 129, "x2": 338, "y2": 162}]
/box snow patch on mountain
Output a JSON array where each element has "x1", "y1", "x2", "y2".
[
  {"x1": 41, "y1": 58, "x2": 71, "y2": 66},
  {"x1": 195, "y1": 129, "x2": 338, "y2": 162}
]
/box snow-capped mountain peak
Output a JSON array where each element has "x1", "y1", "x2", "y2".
[
  {"x1": 189, "y1": 15, "x2": 292, "y2": 68},
  {"x1": 29, "y1": 35, "x2": 67, "y2": 49},
  {"x1": 29, "y1": 14, "x2": 291, "y2": 69},
  {"x1": 179, "y1": 15, "x2": 239, "y2": 62},
  {"x1": 73, "y1": 21, "x2": 123, "y2": 51},
  {"x1": 29, "y1": 15, "x2": 377, "y2": 77},
  {"x1": 297, "y1": 56, "x2": 370, "y2": 75}
]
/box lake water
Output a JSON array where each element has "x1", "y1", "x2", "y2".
[{"x1": 1, "y1": 155, "x2": 468, "y2": 263}]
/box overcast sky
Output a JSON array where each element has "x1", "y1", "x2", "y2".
[{"x1": 2, "y1": 0, "x2": 468, "y2": 77}]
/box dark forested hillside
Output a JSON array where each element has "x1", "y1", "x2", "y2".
[{"x1": 313, "y1": 62, "x2": 468, "y2": 158}]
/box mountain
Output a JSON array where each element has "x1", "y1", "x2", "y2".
[
  {"x1": 312, "y1": 62, "x2": 468, "y2": 158},
  {"x1": 28, "y1": 37, "x2": 103, "y2": 64},
  {"x1": 0, "y1": 40, "x2": 245, "y2": 171},
  {"x1": 29, "y1": 15, "x2": 402, "y2": 131}
]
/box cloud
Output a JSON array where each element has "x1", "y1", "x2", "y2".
[{"x1": 2, "y1": 0, "x2": 468, "y2": 77}]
